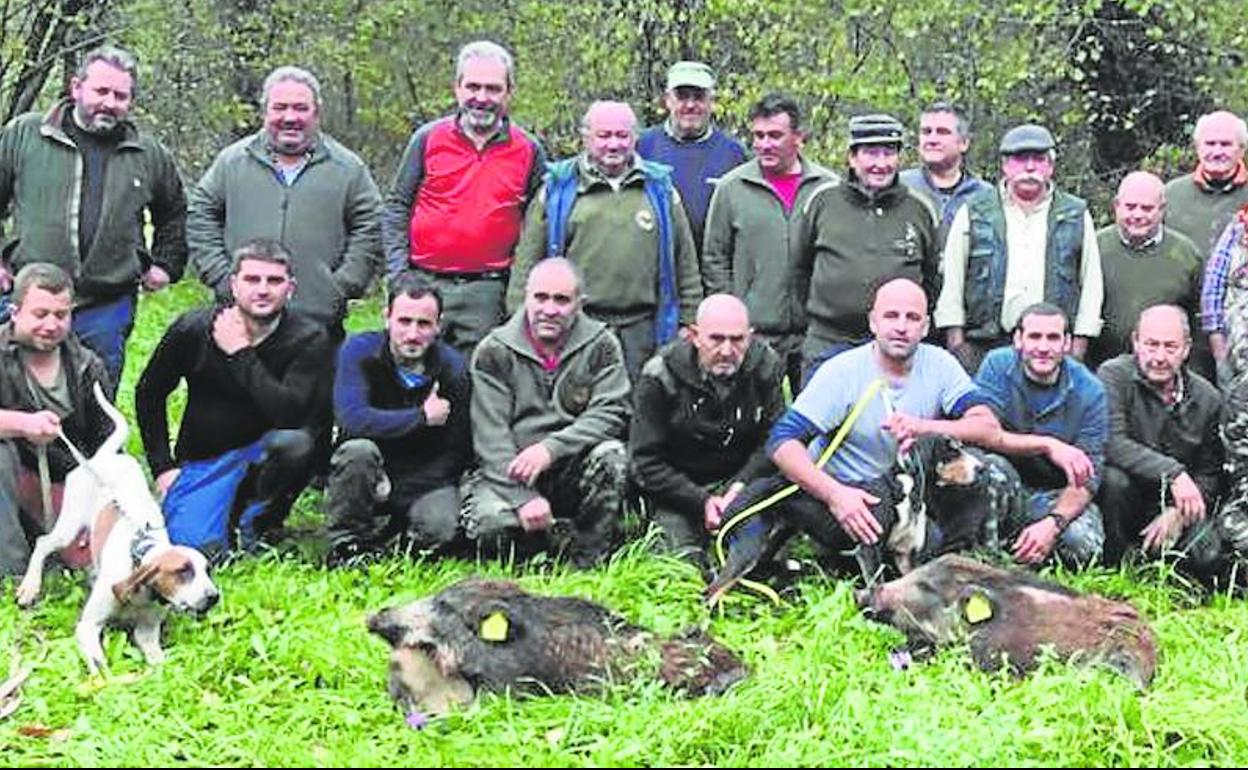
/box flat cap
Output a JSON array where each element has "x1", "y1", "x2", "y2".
[
  {"x1": 848, "y1": 114, "x2": 905, "y2": 147},
  {"x1": 999, "y1": 123, "x2": 1056, "y2": 154}
]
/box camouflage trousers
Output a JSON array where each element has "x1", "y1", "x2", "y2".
[
  {"x1": 1219, "y1": 405, "x2": 1248, "y2": 556},
  {"x1": 977, "y1": 453, "x2": 1105, "y2": 568},
  {"x1": 463, "y1": 439, "x2": 627, "y2": 569}
]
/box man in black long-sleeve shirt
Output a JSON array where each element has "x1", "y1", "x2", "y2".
[{"x1": 136, "y1": 238, "x2": 332, "y2": 554}]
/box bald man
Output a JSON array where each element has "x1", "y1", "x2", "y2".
[
  {"x1": 716, "y1": 278, "x2": 1002, "y2": 585},
  {"x1": 629, "y1": 294, "x2": 785, "y2": 562},
  {"x1": 1092, "y1": 171, "x2": 1204, "y2": 368},
  {"x1": 467, "y1": 258, "x2": 631, "y2": 568},
  {"x1": 1096, "y1": 304, "x2": 1227, "y2": 578},
  {"x1": 508, "y1": 100, "x2": 702, "y2": 381}
]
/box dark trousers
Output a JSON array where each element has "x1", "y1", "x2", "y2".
[{"x1": 1099, "y1": 466, "x2": 1225, "y2": 577}]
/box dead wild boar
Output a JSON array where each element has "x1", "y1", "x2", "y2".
[
  {"x1": 855, "y1": 554, "x2": 1158, "y2": 687},
  {"x1": 367, "y1": 578, "x2": 747, "y2": 715}
]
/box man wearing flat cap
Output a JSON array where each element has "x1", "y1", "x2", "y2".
[
  {"x1": 935, "y1": 123, "x2": 1104, "y2": 372},
  {"x1": 800, "y1": 113, "x2": 939, "y2": 374},
  {"x1": 638, "y1": 61, "x2": 747, "y2": 258}
]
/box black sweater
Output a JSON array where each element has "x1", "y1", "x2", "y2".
[{"x1": 136, "y1": 306, "x2": 332, "y2": 476}]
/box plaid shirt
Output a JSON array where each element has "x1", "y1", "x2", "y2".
[{"x1": 1200, "y1": 221, "x2": 1244, "y2": 333}]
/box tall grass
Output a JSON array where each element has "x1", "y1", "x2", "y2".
[{"x1": 2, "y1": 288, "x2": 1247, "y2": 766}]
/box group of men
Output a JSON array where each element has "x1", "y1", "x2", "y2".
[{"x1": 2, "y1": 39, "x2": 1248, "y2": 590}]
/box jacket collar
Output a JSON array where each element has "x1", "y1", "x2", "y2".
[
  {"x1": 738, "y1": 155, "x2": 838, "y2": 187},
  {"x1": 494, "y1": 309, "x2": 607, "y2": 366},
  {"x1": 40, "y1": 99, "x2": 142, "y2": 150}
]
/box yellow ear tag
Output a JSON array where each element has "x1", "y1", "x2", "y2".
[
  {"x1": 964, "y1": 593, "x2": 993, "y2": 624},
  {"x1": 480, "y1": 611, "x2": 509, "y2": 642}
]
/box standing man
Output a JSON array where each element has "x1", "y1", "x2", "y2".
[
  {"x1": 137, "y1": 239, "x2": 333, "y2": 556},
  {"x1": 0, "y1": 264, "x2": 111, "y2": 575},
  {"x1": 975, "y1": 303, "x2": 1108, "y2": 568},
  {"x1": 0, "y1": 45, "x2": 187, "y2": 388},
  {"x1": 801, "y1": 114, "x2": 939, "y2": 371},
  {"x1": 899, "y1": 102, "x2": 989, "y2": 231},
  {"x1": 1096, "y1": 305, "x2": 1225, "y2": 575},
  {"x1": 702, "y1": 93, "x2": 838, "y2": 387},
  {"x1": 630, "y1": 294, "x2": 785, "y2": 563},
  {"x1": 469, "y1": 258, "x2": 631, "y2": 568},
  {"x1": 936, "y1": 123, "x2": 1104, "y2": 371},
  {"x1": 637, "y1": 61, "x2": 747, "y2": 258},
  {"x1": 509, "y1": 101, "x2": 702, "y2": 381},
  {"x1": 1164, "y1": 110, "x2": 1248, "y2": 258},
  {"x1": 1092, "y1": 171, "x2": 1203, "y2": 367},
  {"x1": 325, "y1": 272, "x2": 472, "y2": 564},
  {"x1": 382, "y1": 40, "x2": 546, "y2": 353},
  {"x1": 189, "y1": 65, "x2": 382, "y2": 337}
]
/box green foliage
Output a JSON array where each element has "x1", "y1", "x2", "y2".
[{"x1": 8, "y1": 0, "x2": 1231, "y2": 217}]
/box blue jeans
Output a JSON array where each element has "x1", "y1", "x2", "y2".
[{"x1": 72, "y1": 293, "x2": 136, "y2": 392}]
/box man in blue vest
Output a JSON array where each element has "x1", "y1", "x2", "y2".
[
  {"x1": 935, "y1": 124, "x2": 1104, "y2": 373},
  {"x1": 508, "y1": 101, "x2": 702, "y2": 381},
  {"x1": 637, "y1": 61, "x2": 747, "y2": 258}
]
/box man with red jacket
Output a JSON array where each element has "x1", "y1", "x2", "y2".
[{"x1": 381, "y1": 40, "x2": 546, "y2": 354}]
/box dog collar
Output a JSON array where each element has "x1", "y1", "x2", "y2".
[{"x1": 130, "y1": 525, "x2": 164, "y2": 564}]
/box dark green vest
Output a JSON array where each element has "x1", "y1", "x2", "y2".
[{"x1": 963, "y1": 187, "x2": 1087, "y2": 339}]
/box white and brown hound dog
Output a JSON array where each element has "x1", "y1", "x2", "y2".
[{"x1": 15, "y1": 383, "x2": 219, "y2": 674}]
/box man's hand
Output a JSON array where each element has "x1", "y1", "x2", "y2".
[
  {"x1": 422, "y1": 382, "x2": 450, "y2": 426},
  {"x1": 1012, "y1": 517, "x2": 1061, "y2": 565},
  {"x1": 704, "y1": 483, "x2": 746, "y2": 531},
  {"x1": 1170, "y1": 472, "x2": 1207, "y2": 525},
  {"x1": 507, "y1": 442, "x2": 553, "y2": 485},
  {"x1": 883, "y1": 412, "x2": 928, "y2": 455},
  {"x1": 517, "y1": 496, "x2": 554, "y2": 532},
  {"x1": 825, "y1": 483, "x2": 883, "y2": 545},
  {"x1": 21, "y1": 410, "x2": 61, "y2": 445},
  {"x1": 155, "y1": 468, "x2": 181, "y2": 500},
  {"x1": 212, "y1": 307, "x2": 251, "y2": 355},
  {"x1": 1044, "y1": 439, "x2": 1094, "y2": 488},
  {"x1": 1141, "y1": 506, "x2": 1185, "y2": 555},
  {"x1": 0, "y1": 264, "x2": 12, "y2": 294},
  {"x1": 141, "y1": 265, "x2": 171, "y2": 292}
]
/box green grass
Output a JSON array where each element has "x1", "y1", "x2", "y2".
[{"x1": 3, "y1": 285, "x2": 1248, "y2": 766}]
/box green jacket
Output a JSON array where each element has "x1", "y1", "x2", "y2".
[
  {"x1": 804, "y1": 174, "x2": 939, "y2": 343},
  {"x1": 0, "y1": 100, "x2": 187, "y2": 303},
  {"x1": 508, "y1": 157, "x2": 701, "y2": 325},
  {"x1": 702, "y1": 156, "x2": 839, "y2": 335},
  {"x1": 470, "y1": 310, "x2": 631, "y2": 509},
  {"x1": 187, "y1": 131, "x2": 382, "y2": 325}
]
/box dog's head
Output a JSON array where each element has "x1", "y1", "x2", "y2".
[
  {"x1": 931, "y1": 439, "x2": 984, "y2": 487},
  {"x1": 112, "y1": 546, "x2": 219, "y2": 614}
]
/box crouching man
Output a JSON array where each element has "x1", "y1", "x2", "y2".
[
  {"x1": 325, "y1": 272, "x2": 472, "y2": 564},
  {"x1": 630, "y1": 294, "x2": 784, "y2": 564},
  {"x1": 974, "y1": 303, "x2": 1107, "y2": 568},
  {"x1": 466, "y1": 258, "x2": 630, "y2": 568},
  {"x1": 712, "y1": 278, "x2": 1002, "y2": 590},
  {"x1": 136, "y1": 239, "x2": 333, "y2": 556},
  {"x1": 1097, "y1": 304, "x2": 1226, "y2": 576},
  {"x1": 0, "y1": 264, "x2": 112, "y2": 574}
]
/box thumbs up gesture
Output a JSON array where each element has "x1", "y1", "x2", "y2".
[{"x1": 423, "y1": 381, "x2": 451, "y2": 426}]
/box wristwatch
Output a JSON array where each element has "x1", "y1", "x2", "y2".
[{"x1": 1046, "y1": 512, "x2": 1068, "y2": 532}]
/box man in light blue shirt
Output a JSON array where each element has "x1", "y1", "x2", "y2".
[{"x1": 711, "y1": 277, "x2": 1002, "y2": 591}]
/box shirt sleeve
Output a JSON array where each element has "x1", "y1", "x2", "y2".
[
  {"x1": 1072, "y1": 210, "x2": 1104, "y2": 338},
  {"x1": 934, "y1": 204, "x2": 971, "y2": 328},
  {"x1": 1202, "y1": 221, "x2": 1241, "y2": 333}
]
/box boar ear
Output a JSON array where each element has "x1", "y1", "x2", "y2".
[
  {"x1": 957, "y1": 586, "x2": 996, "y2": 625},
  {"x1": 476, "y1": 600, "x2": 521, "y2": 644}
]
